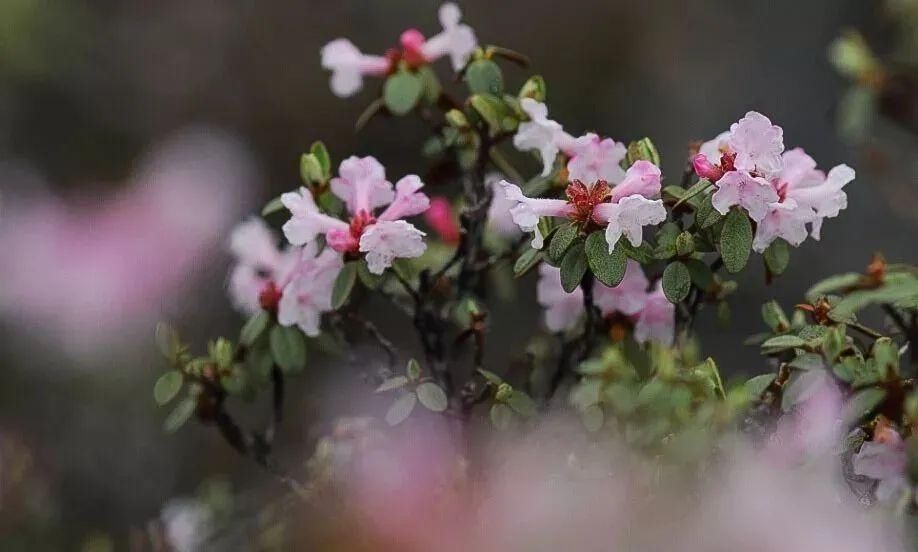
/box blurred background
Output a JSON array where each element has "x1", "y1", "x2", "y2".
[{"x1": 0, "y1": 0, "x2": 915, "y2": 548}]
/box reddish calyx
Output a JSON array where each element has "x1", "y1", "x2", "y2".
[
  {"x1": 692, "y1": 151, "x2": 736, "y2": 182},
  {"x1": 383, "y1": 29, "x2": 429, "y2": 75},
  {"x1": 566, "y1": 179, "x2": 612, "y2": 228},
  {"x1": 259, "y1": 281, "x2": 283, "y2": 313}
]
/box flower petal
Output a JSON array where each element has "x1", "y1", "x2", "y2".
[{"x1": 358, "y1": 220, "x2": 427, "y2": 274}]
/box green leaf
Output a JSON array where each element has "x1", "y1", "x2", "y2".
[
  {"x1": 383, "y1": 71, "x2": 423, "y2": 115},
  {"x1": 661, "y1": 261, "x2": 691, "y2": 303},
  {"x1": 805, "y1": 273, "x2": 862, "y2": 301},
  {"x1": 163, "y1": 397, "x2": 196, "y2": 433},
  {"x1": 505, "y1": 390, "x2": 537, "y2": 418},
  {"x1": 764, "y1": 239, "x2": 790, "y2": 275},
  {"x1": 719, "y1": 209, "x2": 752, "y2": 273},
  {"x1": 548, "y1": 223, "x2": 579, "y2": 263},
  {"x1": 406, "y1": 358, "x2": 422, "y2": 381},
  {"x1": 261, "y1": 196, "x2": 286, "y2": 216},
  {"x1": 416, "y1": 382, "x2": 449, "y2": 412},
  {"x1": 625, "y1": 138, "x2": 661, "y2": 167},
  {"x1": 269, "y1": 325, "x2": 307, "y2": 374},
  {"x1": 477, "y1": 368, "x2": 503, "y2": 385},
  {"x1": 331, "y1": 261, "x2": 358, "y2": 310},
  {"x1": 821, "y1": 324, "x2": 847, "y2": 362},
  {"x1": 695, "y1": 194, "x2": 723, "y2": 229},
  {"x1": 154, "y1": 371, "x2": 184, "y2": 405},
  {"x1": 221, "y1": 368, "x2": 247, "y2": 395},
  {"x1": 469, "y1": 94, "x2": 507, "y2": 131},
  {"x1": 513, "y1": 247, "x2": 543, "y2": 278},
  {"x1": 744, "y1": 373, "x2": 775, "y2": 398},
  {"x1": 518, "y1": 75, "x2": 546, "y2": 102},
  {"x1": 300, "y1": 153, "x2": 323, "y2": 184},
  {"x1": 761, "y1": 334, "x2": 807, "y2": 353},
  {"x1": 585, "y1": 232, "x2": 626, "y2": 287},
  {"x1": 385, "y1": 392, "x2": 417, "y2": 426},
  {"x1": 684, "y1": 259, "x2": 714, "y2": 291},
  {"x1": 789, "y1": 352, "x2": 824, "y2": 371},
  {"x1": 376, "y1": 376, "x2": 409, "y2": 392},
  {"x1": 618, "y1": 239, "x2": 654, "y2": 264},
  {"x1": 240, "y1": 311, "x2": 270, "y2": 347},
  {"x1": 357, "y1": 260, "x2": 383, "y2": 289},
  {"x1": 872, "y1": 337, "x2": 900, "y2": 375},
  {"x1": 842, "y1": 387, "x2": 886, "y2": 426},
  {"x1": 559, "y1": 241, "x2": 588, "y2": 293},
  {"x1": 310, "y1": 141, "x2": 331, "y2": 180},
  {"x1": 781, "y1": 369, "x2": 828, "y2": 411},
  {"x1": 830, "y1": 279, "x2": 918, "y2": 320},
  {"x1": 416, "y1": 65, "x2": 442, "y2": 103},
  {"x1": 155, "y1": 323, "x2": 180, "y2": 361},
  {"x1": 464, "y1": 59, "x2": 503, "y2": 95},
  {"x1": 761, "y1": 301, "x2": 789, "y2": 332},
  {"x1": 674, "y1": 179, "x2": 712, "y2": 208},
  {"x1": 490, "y1": 403, "x2": 513, "y2": 430}
]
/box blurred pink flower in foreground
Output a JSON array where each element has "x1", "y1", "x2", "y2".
[
  {"x1": 324, "y1": 414, "x2": 903, "y2": 552},
  {"x1": 0, "y1": 127, "x2": 257, "y2": 354}
]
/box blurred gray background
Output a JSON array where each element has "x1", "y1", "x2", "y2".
[{"x1": 0, "y1": 0, "x2": 915, "y2": 547}]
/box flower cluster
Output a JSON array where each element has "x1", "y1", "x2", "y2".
[
  {"x1": 537, "y1": 261, "x2": 675, "y2": 346},
  {"x1": 228, "y1": 218, "x2": 342, "y2": 336},
  {"x1": 692, "y1": 111, "x2": 856, "y2": 252},
  {"x1": 282, "y1": 155, "x2": 430, "y2": 274},
  {"x1": 320, "y1": 3, "x2": 477, "y2": 97},
  {"x1": 503, "y1": 99, "x2": 666, "y2": 250}
]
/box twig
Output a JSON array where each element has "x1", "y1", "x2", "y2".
[{"x1": 347, "y1": 312, "x2": 399, "y2": 367}]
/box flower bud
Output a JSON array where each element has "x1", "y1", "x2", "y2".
[
  {"x1": 675, "y1": 231, "x2": 695, "y2": 256},
  {"x1": 518, "y1": 75, "x2": 546, "y2": 102},
  {"x1": 445, "y1": 108, "x2": 470, "y2": 128},
  {"x1": 625, "y1": 138, "x2": 661, "y2": 167},
  {"x1": 300, "y1": 153, "x2": 324, "y2": 184},
  {"x1": 691, "y1": 153, "x2": 724, "y2": 182}
]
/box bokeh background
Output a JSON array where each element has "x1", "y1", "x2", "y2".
[{"x1": 1, "y1": 0, "x2": 916, "y2": 548}]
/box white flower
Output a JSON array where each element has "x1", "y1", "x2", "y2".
[
  {"x1": 752, "y1": 199, "x2": 814, "y2": 253},
  {"x1": 359, "y1": 220, "x2": 427, "y2": 274},
  {"x1": 566, "y1": 133, "x2": 627, "y2": 185},
  {"x1": 486, "y1": 174, "x2": 522, "y2": 238},
  {"x1": 698, "y1": 130, "x2": 731, "y2": 163},
  {"x1": 498, "y1": 180, "x2": 572, "y2": 234},
  {"x1": 594, "y1": 195, "x2": 666, "y2": 249},
  {"x1": 378, "y1": 175, "x2": 430, "y2": 221},
  {"x1": 281, "y1": 187, "x2": 350, "y2": 246},
  {"x1": 787, "y1": 163, "x2": 854, "y2": 240},
  {"x1": 632, "y1": 283, "x2": 675, "y2": 346},
  {"x1": 320, "y1": 39, "x2": 391, "y2": 98},
  {"x1": 277, "y1": 243, "x2": 343, "y2": 336},
  {"x1": 512, "y1": 99, "x2": 575, "y2": 176},
  {"x1": 419, "y1": 3, "x2": 478, "y2": 71},
  {"x1": 160, "y1": 499, "x2": 211, "y2": 552}
]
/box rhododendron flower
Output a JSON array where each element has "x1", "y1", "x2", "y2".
[
  {"x1": 512, "y1": 99, "x2": 577, "y2": 177},
  {"x1": 632, "y1": 283, "x2": 675, "y2": 346},
  {"x1": 537, "y1": 264, "x2": 584, "y2": 332},
  {"x1": 566, "y1": 133, "x2": 627, "y2": 185},
  {"x1": 282, "y1": 155, "x2": 429, "y2": 274},
  {"x1": 853, "y1": 426, "x2": 909, "y2": 502},
  {"x1": 277, "y1": 242, "x2": 343, "y2": 336},
  {"x1": 752, "y1": 150, "x2": 856, "y2": 252},
  {"x1": 486, "y1": 175, "x2": 523, "y2": 238},
  {"x1": 321, "y1": 3, "x2": 477, "y2": 97},
  {"x1": 694, "y1": 112, "x2": 855, "y2": 248},
  {"x1": 320, "y1": 39, "x2": 391, "y2": 98},
  {"x1": 593, "y1": 260, "x2": 649, "y2": 316},
  {"x1": 500, "y1": 160, "x2": 665, "y2": 252},
  {"x1": 415, "y1": 3, "x2": 477, "y2": 71},
  {"x1": 227, "y1": 218, "x2": 298, "y2": 315},
  {"x1": 425, "y1": 197, "x2": 461, "y2": 243}
]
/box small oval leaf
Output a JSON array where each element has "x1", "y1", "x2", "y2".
[
  {"x1": 383, "y1": 71, "x2": 423, "y2": 116},
  {"x1": 385, "y1": 392, "x2": 418, "y2": 426},
  {"x1": 661, "y1": 261, "x2": 691, "y2": 303},
  {"x1": 240, "y1": 311, "x2": 271, "y2": 347},
  {"x1": 331, "y1": 262, "x2": 358, "y2": 310},
  {"x1": 719, "y1": 209, "x2": 753, "y2": 274},
  {"x1": 559, "y1": 241, "x2": 588, "y2": 293},
  {"x1": 585, "y1": 231, "x2": 626, "y2": 287},
  {"x1": 154, "y1": 371, "x2": 184, "y2": 405},
  {"x1": 270, "y1": 325, "x2": 307, "y2": 374},
  {"x1": 416, "y1": 382, "x2": 449, "y2": 412}
]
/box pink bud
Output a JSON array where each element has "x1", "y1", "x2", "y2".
[
  {"x1": 400, "y1": 29, "x2": 428, "y2": 66},
  {"x1": 692, "y1": 153, "x2": 724, "y2": 182},
  {"x1": 424, "y1": 197, "x2": 461, "y2": 244}
]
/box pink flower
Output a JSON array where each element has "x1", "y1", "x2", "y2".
[
  {"x1": 227, "y1": 218, "x2": 298, "y2": 315},
  {"x1": 277, "y1": 242, "x2": 343, "y2": 336},
  {"x1": 752, "y1": 149, "x2": 855, "y2": 252},
  {"x1": 512, "y1": 99, "x2": 575, "y2": 176},
  {"x1": 632, "y1": 283, "x2": 675, "y2": 346},
  {"x1": 282, "y1": 155, "x2": 429, "y2": 274},
  {"x1": 500, "y1": 160, "x2": 665, "y2": 252},
  {"x1": 727, "y1": 111, "x2": 785, "y2": 178},
  {"x1": 425, "y1": 197, "x2": 461, "y2": 243},
  {"x1": 320, "y1": 39, "x2": 391, "y2": 98},
  {"x1": 0, "y1": 128, "x2": 254, "y2": 354},
  {"x1": 537, "y1": 264, "x2": 583, "y2": 332},
  {"x1": 566, "y1": 133, "x2": 627, "y2": 185},
  {"x1": 321, "y1": 3, "x2": 477, "y2": 97},
  {"x1": 593, "y1": 260, "x2": 649, "y2": 316},
  {"x1": 853, "y1": 428, "x2": 908, "y2": 502},
  {"x1": 710, "y1": 169, "x2": 780, "y2": 222}
]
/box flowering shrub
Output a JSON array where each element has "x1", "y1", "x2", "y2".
[{"x1": 150, "y1": 3, "x2": 918, "y2": 548}]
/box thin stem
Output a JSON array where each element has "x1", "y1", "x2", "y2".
[{"x1": 347, "y1": 312, "x2": 399, "y2": 367}]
